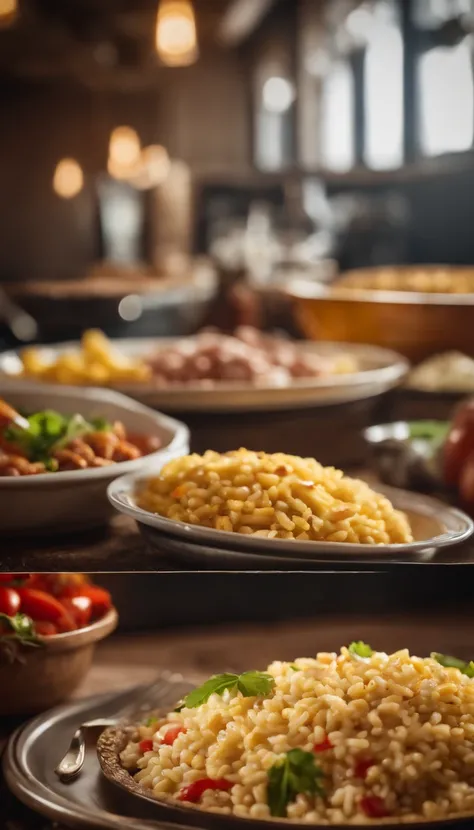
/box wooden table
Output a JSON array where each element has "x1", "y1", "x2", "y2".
[{"x1": 3, "y1": 614, "x2": 474, "y2": 828}]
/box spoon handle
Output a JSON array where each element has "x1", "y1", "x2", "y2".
[{"x1": 54, "y1": 718, "x2": 117, "y2": 781}]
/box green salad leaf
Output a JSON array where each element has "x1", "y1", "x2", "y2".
[
  {"x1": 183, "y1": 671, "x2": 275, "y2": 708},
  {"x1": 267, "y1": 749, "x2": 325, "y2": 817},
  {"x1": 348, "y1": 641, "x2": 373, "y2": 658},
  {"x1": 3, "y1": 409, "x2": 111, "y2": 462},
  {"x1": 432, "y1": 652, "x2": 474, "y2": 678}
]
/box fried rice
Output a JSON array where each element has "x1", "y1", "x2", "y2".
[
  {"x1": 135, "y1": 449, "x2": 412, "y2": 545},
  {"x1": 120, "y1": 646, "x2": 474, "y2": 824}
]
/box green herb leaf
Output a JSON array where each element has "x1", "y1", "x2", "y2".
[
  {"x1": 90, "y1": 416, "x2": 111, "y2": 432},
  {"x1": 408, "y1": 421, "x2": 449, "y2": 443},
  {"x1": 432, "y1": 652, "x2": 474, "y2": 678},
  {"x1": 4, "y1": 409, "x2": 68, "y2": 462},
  {"x1": 289, "y1": 664, "x2": 299, "y2": 671},
  {"x1": 174, "y1": 703, "x2": 185, "y2": 713},
  {"x1": 144, "y1": 716, "x2": 158, "y2": 727},
  {"x1": 184, "y1": 671, "x2": 275, "y2": 708},
  {"x1": 348, "y1": 641, "x2": 373, "y2": 658},
  {"x1": 267, "y1": 749, "x2": 325, "y2": 817},
  {"x1": 0, "y1": 613, "x2": 42, "y2": 646}
]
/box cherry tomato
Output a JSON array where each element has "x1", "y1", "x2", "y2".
[
  {"x1": 139, "y1": 739, "x2": 154, "y2": 753},
  {"x1": 75, "y1": 585, "x2": 111, "y2": 618},
  {"x1": 0, "y1": 586, "x2": 20, "y2": 616},
  {"x1": 61, "y1": 595, "x2": 92, "y2": 628},
  {"x1": 443, "y1": 423, "x2": 474, "y2": 486},
  {"x1": 34, "y1": 621, "x2": 58, "y2": 637},
  {"x1": 16, "y1": 588, "x2": 76, "y2": 631},
  {"x1": 452, "y1": 399, "x2": 474, "y2": 429}
]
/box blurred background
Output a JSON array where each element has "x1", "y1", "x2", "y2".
[{"x1": 1, "y1": 0, "x2": 474, "y2": 345}]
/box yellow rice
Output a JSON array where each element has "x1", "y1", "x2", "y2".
[
  {"x1": 121, "y1": 647, "x2": 474, "y2": 823},
  {"x1": 135, "y1": 449, "x2": 412, "y2": 545}
]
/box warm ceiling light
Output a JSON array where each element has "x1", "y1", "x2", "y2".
[
  {"x1": 53, "y1": 158, "x2": 84, "y2": 199},
  {"x1": 109, "y1": 126, "x2": 141, "y2": 166},
  {"x1": 155, "y1": 0, "x2": 198, "y2": 67},
  {"x1": 0, "y1": 0, "x2": 17, "y2": 26}
]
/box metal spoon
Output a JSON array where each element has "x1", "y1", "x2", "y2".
[{"x1": 55, "y1": 674, "x2": 192, "y2": 782}]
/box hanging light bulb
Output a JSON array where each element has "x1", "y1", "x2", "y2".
[
  {"x1": 155, "y1": 0, "x2": 198, "y2": 67},
  {"x1": 0, "y1": 0, "x2": 17, "y2": 27},
  {"x1": 108, "y1": 126, "x2": 141, "y2": 180},
  {"x1": 53, "y1": 158, "x2": 84, "y2": 198}
]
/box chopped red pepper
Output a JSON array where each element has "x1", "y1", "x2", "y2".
[
  {"x1": 313, "y1": 736, "x2": 333, "y2": 752},
  {"x1": 354, "y1": 758, "x2": 374, "y2": 779},
  {"x1": 139, "y1": 739, "x2": 154, "y2": 754},
  {"x1": 178, "y1": 778, "x2": 233, "y2": 803},
  {"x1": 162, "y1": 725, "x2": 187, "y2": 745},
  {"x1": 360, "y1": 796, "x2": 390, "y2": 818}
]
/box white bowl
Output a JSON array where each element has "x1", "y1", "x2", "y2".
[
  {"x1": 0, "y1": 385, "x2": 189, "y2": 534},
  {"x1": 108, "y1": 472, "x2": 473, "y2": 564}
]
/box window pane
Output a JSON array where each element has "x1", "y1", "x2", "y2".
[
  {"x1": 363, "y1": 5, "x2": 403, "y2": 169},
  {"x1": 418, "y1": 40, "x2": 474, "y2": 156},
  {"x1": 320, "y1": 60, "x2": 354, "y2": 171}
]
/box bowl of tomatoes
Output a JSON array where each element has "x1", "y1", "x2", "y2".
[
  {"x1": 0, "y1": 573, "x2": 118, "y2": 715},
  {"x1": 364, "y1": 399, "x2": 474, "y2": 515}
]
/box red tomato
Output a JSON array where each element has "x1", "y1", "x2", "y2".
[
  {"x1": 178, "y1": 778, "x2": 233, "y2": 803},
  {"x1": 443, "y1": 423, "x2": 474, "y2": 486},
  {"x1": 452, "y1": 399, "x2": 474, "y2": 429},
  {"x1": 360, "y1": 796, "x2": 389, "y2": 818},
  {"x1": 314, "y1": 735, "x2": 333, "y2": 752},
  {"x1": 162, "y1": 725, "x2": 187, "y2": 745},
  {"x1": 34, "y1": 621, "x2": 58, "y2": 637},
  {"x1": 75, "y1": 585, "x2": 112, "y2": 618},
  {"x1": 354, "y1": 758, "x2": 374, "y2": 779},
  {"x1": 0, "y1": 587, "x2": 20, "y2": 616},
  {"x1": 16, "y1": 588, "x2": 76, "y2": 631},
  {"x1": 139, "y1": 739, "x2": 154, "y2": 754},
  {"x1": 61, "y1": 595, "x2": 92, "y2": 628}
]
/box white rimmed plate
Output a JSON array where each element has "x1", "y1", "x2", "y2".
[
  {"x1": 0, "y1": 338, "x2": 409, "y2": 412},
  {"x1": 0, "y1": 385, "x2": 189, "y2": 535},
  {"x1": 107, "y1": 472, "x2": 473, "y2": 563}
]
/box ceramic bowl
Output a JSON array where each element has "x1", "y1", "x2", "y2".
[
  {"x1": 0, "y1": 608, "x2": 118, "y2": 716},
  {"x1": 0, "y1": 385, "x2": 189, "y2": 534}
]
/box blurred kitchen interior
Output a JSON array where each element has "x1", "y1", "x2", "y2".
[{"x1": 0, "y1": 0, "x2": 473, "y2": 344}]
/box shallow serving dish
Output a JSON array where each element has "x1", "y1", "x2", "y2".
[
  {"x1": 107, "y1": 473, "x2": 473, "y2": 563},
  {"x1": 0, "y1": 386, "x2": 189, "y2": 535},
  {"x1": 0, "y1": 338, "x2": 409, "y2": 412},
  {"x1": 6, "y1": 677, "x2": 474, "y2": 830},
  {"x1": 0, "y1": 607, "x2": 118, "y2": 716}
]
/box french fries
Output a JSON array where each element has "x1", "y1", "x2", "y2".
[{"x1": 19, "y1": 329, "x2": 151, "y2": 386}]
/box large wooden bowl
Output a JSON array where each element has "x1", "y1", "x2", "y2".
[{"x1": 287, "y1": 270, "x2": 474, "y2": 363}]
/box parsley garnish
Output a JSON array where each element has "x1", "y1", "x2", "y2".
[
  {"x1": 267, "y1": 749, "x2": 325, "y2": 817},
  {"x1": 144, "y1": 716, "x2": 158, "y2": 727},
  {"x1": 348, "y1": 641, "x2": 373, "y2": 658},
  {"x1": 183, "y1": 671, "x2": 275, "y2": 708},
  {"x1": 289, "y1": 664, "x2": 299, "y2": 671},
  {"x1": 432, "y1": 652, "x2": 474, "y2": 678}
]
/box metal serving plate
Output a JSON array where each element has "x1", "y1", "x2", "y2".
[
  {"x1": 0, "y1": 338, "x2": 408, "y2": 412},
  {"x1": 108, "y1": 475, "x2": 474, "y2": 564},
  {"x1": 6, "y1": 675, "x2": 474, "y2": 830}
]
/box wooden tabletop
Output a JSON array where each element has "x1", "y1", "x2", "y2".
[{"x1": 3, "y1": 614, "x2": 474, "y2": 828}]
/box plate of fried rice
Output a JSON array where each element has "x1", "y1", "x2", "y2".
[
  {"x1": 107, "y1": 449, "x2": 473, "y2": 560},
  {"x1": 98, "y1": 644, "x2": 474, "y2": 827}
]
